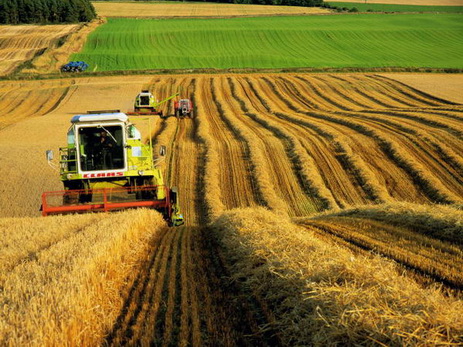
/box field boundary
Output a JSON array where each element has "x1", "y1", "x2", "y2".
[{"x1": 7, "y1": 66, "x2": 463, "y2": 82}]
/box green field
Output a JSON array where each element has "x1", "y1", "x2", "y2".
[
  {"x1": 73, "y1": 14, "x2": 463, "y2": 71},
  {"x1": 327, "y1": 3, "x2": 463, "y2": 13}
]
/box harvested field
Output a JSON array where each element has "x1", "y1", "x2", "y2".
[
  {"x1": 0, "y1": 24, "x2": 79, "y2": 76},
  {"x1": 329, "y1": 0, "x2": 463, "y2": 5},
  {"x1": 1, "y1": 73, "x2": 463, "y2": 217},
  {"x1": 213, "y1": 207, "x2": 463, "y2": 346},
  {"x1": 327, "y1": 2, "x2": 463, "y2": 12},
  {"x1": 21, "y1": 19, "x2": 105, "y2": 75},
  {"x1": 383, "y1": 73, "x2": 463, "y2": 104},
  {"x1": 92, "y1": 1, "x2": 330, "y2": 18},
  {"x1": 0, "y1": 79, "x2": 73, "y2": 130},
  {"x1": 1, "y1": 72, "x2": 462, "y2": 344}
]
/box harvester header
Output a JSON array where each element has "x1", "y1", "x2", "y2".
[{"x1": 42, "y1": 111, "x2": 184, "y2": 226}]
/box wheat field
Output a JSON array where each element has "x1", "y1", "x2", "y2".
[
  {"x1": 1, "y1": 72, "x2": 462, "y2": 345},
  {"x1": 0, "y1": 24, "x2": 79, "y2": 76},
  {"x1": 92, "y1": 1, "x2": 330, "y2": 18}
]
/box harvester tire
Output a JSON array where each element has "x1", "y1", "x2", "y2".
[{"x1": 63, "y1": 191, "x2": 79, "y2": 205}]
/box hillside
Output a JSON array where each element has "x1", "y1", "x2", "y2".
[{"x1": 72, "y1": 15, "x2": 463, "y2": 71}]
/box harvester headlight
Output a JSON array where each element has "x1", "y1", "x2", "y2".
[
  {"x1": 67, "y1": 174, "x2": 73, "y2": 179},
  {"x1": 138, "y1": 170, "x2": 144, "y2": 176}
]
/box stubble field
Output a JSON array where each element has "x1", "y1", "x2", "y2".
[
  {"x1": 0, "y1": 24, "x2": 79, "y2": 76},
  {"x1": 1, "y1": 72, "x2": 462, "y2": 344},
  {"x1": 92, "y1": 1, "x2": 330, "y2": 18}
]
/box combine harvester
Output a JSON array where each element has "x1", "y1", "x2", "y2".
[
  {"x1": 127, "y1": 90, "x2": 179, "y2": 117},
  {"x1": 127, "y1": 90, "x2": 194, "y2": 118},
  {"x1": 41, "y1": 111, "x2": 184, "y2": 226}
]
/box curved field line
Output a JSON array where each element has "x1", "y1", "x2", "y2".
[
  {"x1": 255, "y1": 75, "x2": 392, "y2": 203},
  {"x1": 194, "y1": 78, "x2": 226, "y2": 220},
  {"x1": 232, "y1": 77, "x2": 373, "y2": 208},
  {"x1": 209, "y1": 77, "x2": 288, "y2": 214},
  {"x1": 0, "y1": 24, "x2": 79, "y2": 76},
  {"x1": 203, "y1": 77, "x2": 262, "y2": 210},
  {"x1": 0, "y1": 80, "x2": 73, "y2": 130},
  {"x1": 254, "y1": 76, "x2": 427, "y2": 203},
  {"x1": 227, "y1": 77, "x2": 337, "y2": 210},
  {"x1": 216, "y1": 76, "x2": 318, "y2": 216},
  {"x1": 345, "y1": 110, "x2": 463, "y2": 175},
  {"x1": 308, "y1": 75, "x2": 379, "y2": 111},
  {"x1": 301, "y1": 218, "x2": 463, "y2": 290},
  {"x1": 330, "y1": 111, "x2": 463, "y2": 201},
  {"x1": 319, "y1": 74, "x2": 407, "y2": 109},
  {"x1": 260, "y1": 76, "x2": 455, "y2": 203},
  {"x1": 341, "y1": 75, "x2": 429, "y2": 108},
  {"x1": 372, "y1": 74, "x2": 460, "y2": 106}
]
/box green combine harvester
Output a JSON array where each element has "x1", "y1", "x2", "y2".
[
  {"x1": 127, "y1": 90, "x2": 179, "y2": 116},
  {"x1": 41, "y1": 111, "x2": 184, "y2": 226}
]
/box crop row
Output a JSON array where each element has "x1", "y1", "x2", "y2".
[
  {"x1": 73, "y1": 15, "x2": 463, "y2": 71},
  {"x1": 145, "y1": 74, "x2": 462, "y2": 219}
]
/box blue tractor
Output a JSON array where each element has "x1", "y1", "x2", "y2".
[{"x1": 61, "y1": 61, "x2": 89, "y2": 73}]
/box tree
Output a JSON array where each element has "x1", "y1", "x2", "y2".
[{"x1": 0, "y1": 0, "x2": 96, "y2": 24}]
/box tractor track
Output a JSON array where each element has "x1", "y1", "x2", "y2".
[{"x1": 105, "y1": 225, "x2": 282, "y2": 346}]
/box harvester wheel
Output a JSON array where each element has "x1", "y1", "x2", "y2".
[
  {"x1": 79, "y1": 192, "x2": 93, "y2": 203},
  {"x1": 63, "y1": 191, "x2": 79, "y2": 205}
]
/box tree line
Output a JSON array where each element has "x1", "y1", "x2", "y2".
[{"x1": 0, "y1": 0, "x2": 96, "y2": 24}]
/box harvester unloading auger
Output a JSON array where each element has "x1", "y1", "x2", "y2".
[
  {"x1": 127, "y1": 90, "x2": 194, "y2": 118},
  {"x1": 41, "y1": 111, "x2": 184, "y2": 226},
  {"x1": 127, "y1": 90, "x2": 179, "y2": 117}
]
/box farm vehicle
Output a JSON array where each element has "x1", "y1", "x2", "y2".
[
  {"x1": 127, "y1": 90, "x2": 179, "y2": 116},
  {"x1": 61, "y1": 61, "x2": 89, "y2": 73},
  {"x1": 127, "y1": 90, "x2": 194, "y2": 118},
  {"x1": 174, "y1": 99, "x2": 194, "y2": 118},
  {"x1": 42, "y1": 111, "x2": 184, "y2": 226}
]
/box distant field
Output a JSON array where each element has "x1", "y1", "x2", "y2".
[
  {"x1": 328, "y1": 0, "x2": 463, "y2": 5},
  {"x1": 328, "y1": 2, "x2": 463, "y2": 12},
  {"x1": 0, "y1": 24, "x2": 79, "y2": 76},
  {"x1": 92, "y1": 1, "x2": 330, "y2": 17},
  {"x1": 72, "y1": 14, "x2": 463, "y2": 71}
]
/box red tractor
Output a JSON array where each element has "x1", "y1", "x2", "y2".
[{"x1": 174, "y1": 99, "x2": 194, "y2": 118}]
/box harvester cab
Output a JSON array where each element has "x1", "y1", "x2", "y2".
[
  {"x1": 42, "y1": 111, "x2": 184, "y2": 226},
  {"x1": 128, "y1": 90, "x2": 179, "y2": 117}
]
